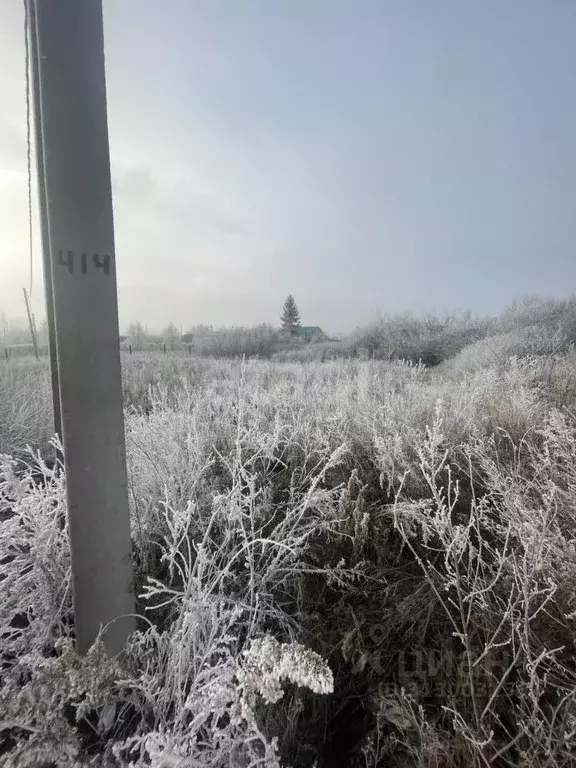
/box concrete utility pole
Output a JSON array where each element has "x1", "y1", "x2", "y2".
[
  {"x1": 30, "y1": 0, "x2": 135, "y2": 655},
  {"x1": 27, "y1": 0, "x2": 61, "y2": 439}
]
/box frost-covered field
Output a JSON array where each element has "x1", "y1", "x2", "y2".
[{"x1": 2, "y1": 350, "x2": 576, "y2": 767}]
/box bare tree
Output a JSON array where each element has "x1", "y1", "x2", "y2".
[
  {"x1": 161, "y1": 322, "x2": 180, "y2": 351},
  {"x1": 126, "y1": 322, "x2": 146, "y2": 351}
]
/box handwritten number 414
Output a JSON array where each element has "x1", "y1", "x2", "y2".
[{"x1": 57, "y1": 250, "x2": 111, "y2": 276}]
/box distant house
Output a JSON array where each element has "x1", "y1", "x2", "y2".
[
  {"x1": 297, "y1": 326, "x2": 328, "y2": 341},
  {"x1": 281, "y1": 326, "x2": 328, "y2": 342}
]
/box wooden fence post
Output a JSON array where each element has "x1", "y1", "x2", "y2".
[{"x1": 23, "y1": 288, "x2": 40, "y2": 360}]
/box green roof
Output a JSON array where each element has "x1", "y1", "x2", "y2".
[
  {"x1": 297, "y1": 326, "x2": 323, "y2": 337},
  {"x1": 280, "y1": 326, "x2": 326, "y2": 337}
]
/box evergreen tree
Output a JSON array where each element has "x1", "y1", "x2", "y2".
[{"x1": 281, "y1": 295, "x2": 301, "y2": 334}]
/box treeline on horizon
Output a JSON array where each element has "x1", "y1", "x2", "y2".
[
  {"x1": 115, "y1": 293, "x2": 576, "y2": 365},
  {"x1": 3, "y1": 293, "x2": 576, "y2": 367}
]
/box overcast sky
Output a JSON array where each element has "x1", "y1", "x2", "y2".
[{"x1": 1, "y1": 0, "x2": 576, "y2": 334}]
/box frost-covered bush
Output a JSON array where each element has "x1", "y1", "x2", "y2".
[
  {"x1": 271, "y1": 341, "x2": 350, "y2": 363},
  {"x1": 3, "y1": 349, "x2": 576, "y2": 766},
  {"x1": 497, "y1": 294, "x2": 576, "y2": 344},
  {"x1": 443, "y1": 324, "x2": 568, "y2": 377},
  {"x1": 0, "y1": 446, "x2": 71, "y2": 660},
  {"x1": 191, "y1": 324, "x2": 281, "y2": 359},
  {"x1": 0, "y1": 437, "x2": 336, "y2": 767},
  {"x1": 0, "y1": 361, "x2": 53, "y2": 458},
  {"x1": 349, "y1": 311, "x2": 493, "y2": 365},
  {"x1": 387, "y1": 407, "x2": 576, "y2": 767}
]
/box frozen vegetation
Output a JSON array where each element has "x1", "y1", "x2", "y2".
[{"x1": 2, "y1": 297, "x2": 576, "y2": 766}]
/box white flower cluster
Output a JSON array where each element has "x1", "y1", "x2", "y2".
[{"x1": 236, "y1": 635, "x2": 333, "y2": 710}]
